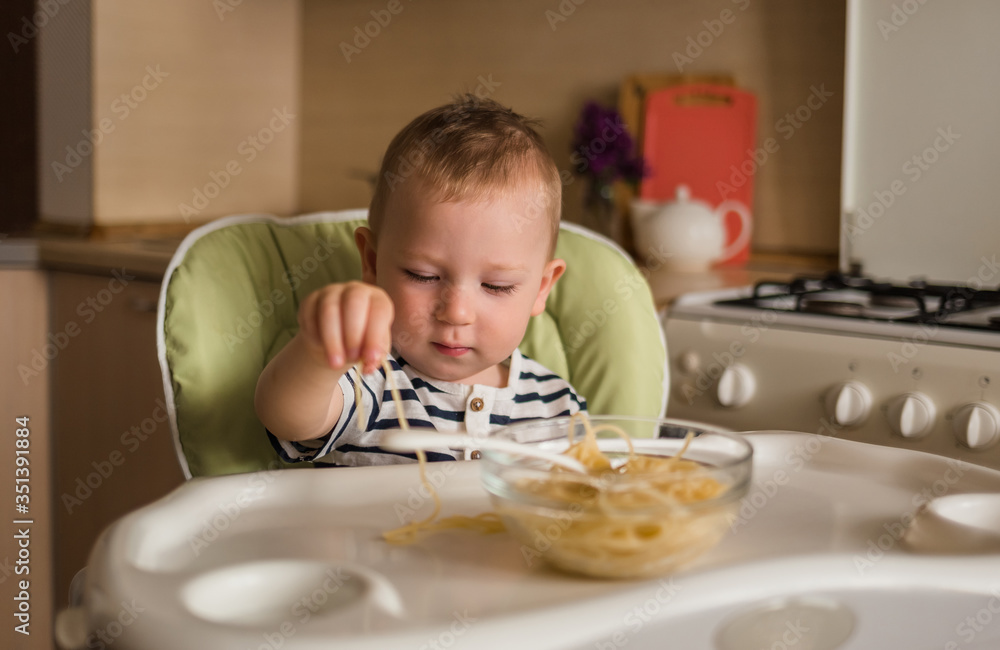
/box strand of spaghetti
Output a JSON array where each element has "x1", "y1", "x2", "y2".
[
  {"x1": 376, "y1": 361, "x2": 724, "y2": 561},
  {"x1": 379, "y1": 358, "x2": 443, "y2": 544},
  {"x1": 353, "y1": 364, "x2": 365, "y2": 425},
  {"x1": 658, "y1": 431, "x2": 695, "y2": 473},
  {"x1": 379, "y1": 355, "x2": 506, "y2": 544},
  {"x1": 563, "y1": 417, "x2": 635, "y2": 471},
  {"x1": 674, "y1": 432, "x2": 694, "y2": 461},
  {"x1": 589, "y1": 424, "x2": 636, "y2": 458}
]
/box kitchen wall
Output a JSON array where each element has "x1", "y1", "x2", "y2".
[
  {"x1": 33, "y1": 0, "x2": 845, "y2": 254},
  {"x1": 300, "y1": 0, "x2": 846, "y2": 255},
  {"x1": 37, "y1": 0, "x2": 299, "y2": 228}
]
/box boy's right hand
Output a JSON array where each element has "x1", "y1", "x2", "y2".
[{"x1": 297, "y1": 281, "x2": 394, "y2": 375}]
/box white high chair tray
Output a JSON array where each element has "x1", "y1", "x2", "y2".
[{"x1": 79, "y1": 433, "x2": 1000, "y2": 650}]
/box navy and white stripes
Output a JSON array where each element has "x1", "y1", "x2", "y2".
[{"x1": 268, "y1": 349, "x2": 585, "y2": 467}]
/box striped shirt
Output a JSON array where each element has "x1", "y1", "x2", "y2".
[{"x1": 268, "y1": 349, "x2": 586, "y2": 467}]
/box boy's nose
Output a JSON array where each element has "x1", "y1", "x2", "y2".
[{"x1": 436, "y1": 284, "x2": 475, "y2": 325}]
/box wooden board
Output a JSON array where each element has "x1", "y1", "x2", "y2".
[
  {"x1": 640, "y1": 84, "x2": 757, "y2": 266},
  {"x1": 618, "y1": 72, "x2": 735, "y2": 158}
]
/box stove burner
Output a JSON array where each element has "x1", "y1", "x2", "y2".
[
  {"x1": 800, "y1": 299, "x2": 865, "y2": 317},
  {"x1": 718, "y1": 271, "x2": 1000, "y2": 331},
  {"x1": 870, "y1": 293, "x2": 922, "y2": 309}
]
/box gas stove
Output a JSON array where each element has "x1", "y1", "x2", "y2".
[
  {"x1": 730, "y1": 271, "x2": 1000, "y2": 322},
  {"x1": 711, "y1": 271, "x2": 1000, "y2": 346},
  {"x1": 665, "y1": 275, "x2": 1000, "y2": 470},
  {"x1": 663, "y1": 0, "x2": 1000, "y2": 472}
]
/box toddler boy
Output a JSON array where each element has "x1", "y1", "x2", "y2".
[{"x1": 255, "y1": 95, "x2": 585, "y2": 466}]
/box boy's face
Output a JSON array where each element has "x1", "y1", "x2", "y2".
[{"x1": 356, "y1": 183, "x2": 564, "y2": 386}]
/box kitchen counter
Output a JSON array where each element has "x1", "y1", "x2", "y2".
[
  {"x1": 644, "y1": 252, "x2": 837, "y2": 307},
  {"x1": 37, "y1": 236, "x2": 184, "y2": 280},
  {"x1": 1, "y1": 231, "x2": 183, "y2": 279},
  {"x1": 28, "y1": 231, "x2": 837, "y2": 300},
  {"x1": 0, "y1": 236, "x2": 40, "y2": 267}
]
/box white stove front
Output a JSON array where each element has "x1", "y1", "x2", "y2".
[{"x1": 665, "y1": 289, "x2": 1000, "y2": 471}]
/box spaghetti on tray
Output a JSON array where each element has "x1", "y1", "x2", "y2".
[{"x1": 369, "y1": 359, "x2": 739, "y2": 578}]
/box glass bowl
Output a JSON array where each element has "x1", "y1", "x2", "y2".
[{"x1": 479, "y1": 416, "x2": 752, "y2": 579}]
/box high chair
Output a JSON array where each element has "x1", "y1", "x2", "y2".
[
  {"x1": 156, "y1": 210, "x2": 668, "y2": 478},
  {"x1": 56, "y1": 211, "x2": 668, "y2": 645}
]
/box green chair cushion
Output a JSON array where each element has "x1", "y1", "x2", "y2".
[{"x1": 159, "y1": 211, "x2": 667, "y2": 477}]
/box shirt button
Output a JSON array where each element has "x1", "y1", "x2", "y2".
[
  {"x1": 470, "y1": 397, "x2": 484, "y2": 412},
  {"x1": 470, "y1": 450, "x2": 482, "y2": 459}
]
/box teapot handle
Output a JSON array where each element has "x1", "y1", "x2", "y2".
[{"x1": 716, "y1": 200, "x2": 752, "y2": 262}]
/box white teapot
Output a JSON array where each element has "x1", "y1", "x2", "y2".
[{"x1": 630, "y1": 185, "x2": 751, "y2": 272}]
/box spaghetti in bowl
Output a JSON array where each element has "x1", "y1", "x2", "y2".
[{"x1": 479, "y1": 416, "x2": 752, "y2": 579}]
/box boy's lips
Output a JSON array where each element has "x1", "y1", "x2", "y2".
[{"x1": 432, "y1": 342, "x2": 471, "y2": 357}]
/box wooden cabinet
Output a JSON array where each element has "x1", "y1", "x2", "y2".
[
  {"x1": 0, "y1": 269, "x2": 54, "y2": 650},
  {"x1": 48, "y1": 270, "x2": 184, "y2": 613}
]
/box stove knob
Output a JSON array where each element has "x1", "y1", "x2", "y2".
[
  {"x1": 825, "y1": 382, "x2": 872, "y2": 427},
  {"x1": 716, "y1": 364, "x2": 756, "y2": 408},
  {"x1": 886, "y1": 392, "x2": 936, "y2": 438},
  {"x1": 953, "y1": 402, "x2": 1000, "y2": 450}
]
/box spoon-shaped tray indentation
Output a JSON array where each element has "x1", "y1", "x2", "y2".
[
  {"x1": 181, "y1": 560, "x2": 403, "y2": 626},
  {"x1": 903, "y1": 493, "x2": 1000, "y2": 554}
]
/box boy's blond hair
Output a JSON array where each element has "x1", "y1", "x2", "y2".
[{"x1": 369, "y1": 95, "x2": 562, "y2": 256}]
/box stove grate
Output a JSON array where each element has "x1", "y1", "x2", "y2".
[{"x1": 718, "y1": 272, "x2": 1000, "y2": 329}]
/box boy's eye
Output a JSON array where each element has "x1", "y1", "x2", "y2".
[
  {"x1": 483, "y1": 283, "x2": 517, "y2": 296},
  {"x1": 404, "y1": 270, "x2": 437, "y2": 283}
]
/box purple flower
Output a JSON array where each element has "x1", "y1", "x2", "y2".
[{"x1": 570, "y1": 101, "x2": 648, "y2": 187}]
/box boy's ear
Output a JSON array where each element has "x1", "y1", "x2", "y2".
[
  {"x1": 354, "y1": 226, "x2": 378, "y2": 284},
  {"x1": 530, "y1": 258, "x2": 567, "y2": 317}
]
